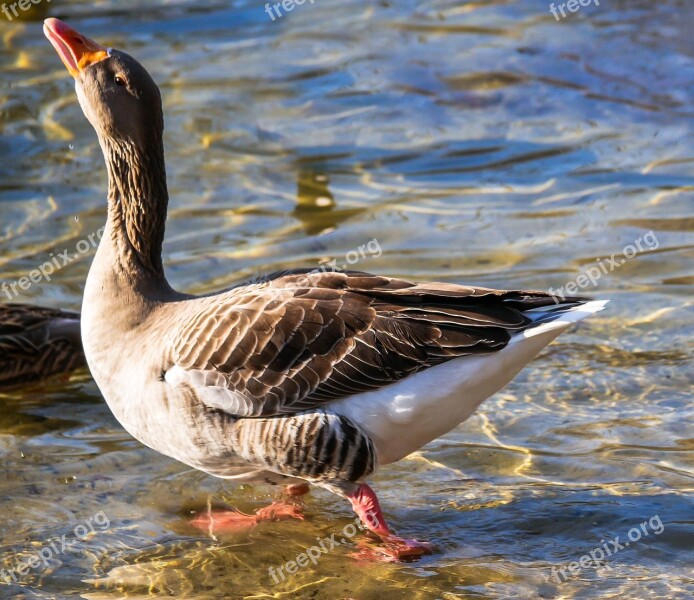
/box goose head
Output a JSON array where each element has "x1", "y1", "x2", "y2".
[{"x1": 43, "y1": 18, "x2": 163, "y2": 150}]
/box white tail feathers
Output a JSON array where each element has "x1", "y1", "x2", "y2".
[{"x1": 513, "y1": 299, "x2": 609, "y2": 343}]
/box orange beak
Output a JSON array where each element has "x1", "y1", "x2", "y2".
[{"x1": 43, "y1": 18, "x2": 109, "y2": 78}]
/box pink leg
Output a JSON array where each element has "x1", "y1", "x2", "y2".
[
  {"x1": 191, "y1": 484, "x2": 307, "y2": 533},
  {"x1": 346, "y1": 483, "x2": 433, "y2": 560}
]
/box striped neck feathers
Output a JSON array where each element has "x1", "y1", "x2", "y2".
[{"x1": 102, "y1": 133, "x2": 169, "y2": 278}]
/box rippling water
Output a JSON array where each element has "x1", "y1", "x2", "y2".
[{"x1": 1, "y1": 1, "x2": 693, "y2": 598}]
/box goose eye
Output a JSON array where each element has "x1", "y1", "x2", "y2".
[{"x1": 114, "y1": 76, "x2": 126, "y2": 87}]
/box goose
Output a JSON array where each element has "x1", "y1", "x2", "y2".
[
  {"x1": 44, "y1": 18, "x2": 607, "y2": 559},
  {"x1": 0, "y1": 303, "x2": 84, "y2": 389}
]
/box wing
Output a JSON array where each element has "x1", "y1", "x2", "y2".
[
  {"x1": 0, "y1": 304, "x2": 85, "y2": 388},
  {"x1": 166, "y1": 270, "x2": 584, "y2": 417},
  {"x1": 0, "y1": 303, "x2": 80, "y2": 333}
]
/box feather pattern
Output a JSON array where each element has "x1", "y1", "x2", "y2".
[
  {"x1": 0, "y1": 304, "x2": 85, "y2": 389},
  {"x1": 165, "y1": 269, "x2": 579, "y2": 416},
  {"x1": 228, "y1": 410, "x2": 377, "y2": 482}
]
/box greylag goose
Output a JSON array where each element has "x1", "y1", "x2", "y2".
[
  {"x1": 0, "y1": 303, "x2": 84, "y2": 389},
  {"x1": 44, "y1": 19, "x2": 607, "y2": 559}
]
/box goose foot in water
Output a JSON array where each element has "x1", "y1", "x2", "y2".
[
  {"x1": 191, "y1": 484, "x2": 308, "y2": 532},
  {"x1": 345, "y1": 483, "x2": 433, "y2": 560},
  {"x1": 351, "y1": 537, "x2": 433, "y2": 562},
  {"x1": 191, "y1": 501, "x2": 304, "y2": 533}
]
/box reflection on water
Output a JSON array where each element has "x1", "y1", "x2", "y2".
[{"x1": 0, "y1": 0, "x2": 692, "y2": 598}]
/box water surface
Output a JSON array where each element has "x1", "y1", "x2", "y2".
[{"x1": 0, "y1": 1, "x2": 692, "y2": 598}]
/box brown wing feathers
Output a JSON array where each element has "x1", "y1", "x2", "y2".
[
  {"x1": 0, "y1": 304, "x2": 85, "y2": 388},
  {"x1": 171, "y1": 271, "x2": 585, "y2": 417}
]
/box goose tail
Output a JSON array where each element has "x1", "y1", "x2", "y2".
[{"x1": 513, "y1": 299, "x2": 609, "y2": 344}]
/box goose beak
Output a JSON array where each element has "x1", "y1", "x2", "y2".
[{"x1": 43, "y1": 18, "x2": 109, "y2": 79}]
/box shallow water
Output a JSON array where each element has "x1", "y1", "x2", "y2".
[{"x1": 0, "y1": 0, "x2": 693, "y2": 598}]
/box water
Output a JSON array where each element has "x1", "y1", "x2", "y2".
[{"x1": 0, "y1": 1, "x2": 692, "y2": 598}]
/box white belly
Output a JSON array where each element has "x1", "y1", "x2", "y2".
[{"x1": 330, "y1": 301, "x2": 607, "y2": 465}]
